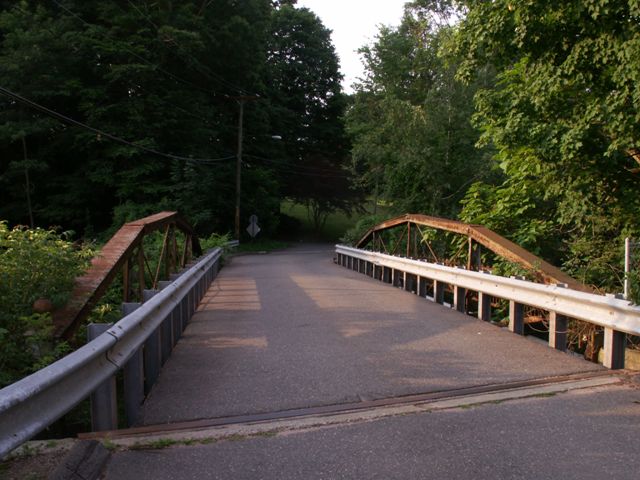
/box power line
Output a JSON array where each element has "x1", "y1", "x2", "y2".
[
  {"x1": 245, "y1": 154, "x2": 353, "y2": 179},
  {"x1": 50, "y1": 0, "x2": 214, "y2": 96},
  {"x1": 0, "y1": 85, "x2": 235, "y2": 164},
  {"x1": 121, "y1": 0, "x2": 253, "y2": 96},
  {"x1": 13, "y1": 3, "x2": 218, "y2": 128}
]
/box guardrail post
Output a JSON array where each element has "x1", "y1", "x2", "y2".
[
  {"x1": 509, "y1": 300, "x2": 524, "y2": 335},
  {"x1": 603, "y1": 327, "x2": 626, "y2": 369},
  {"x1": 418, "y1": 276, "x2": 427, "y2": 298},
  {"x1": 405, "y1": 273, "x2": 416, "y2": 293},
  {"x1": 157, "y1": 281, "x2": 174, "y2": 364},
  {"x1": 383, "y1": 266, "x2": 392, "y2": 283},
  {"x1": 87, "y1": 323, "x2": 117, "y2": 432},
  {"x1": 454, "y1": 286, "x2": 466, "y2": 313},
  {"x1": 433, "y1": 280, "x2": 445, "y2": 304},
  {"x1": 180, "y1": 296, "x2": 189, "y2": 332},
  {"x1": 143, "y1": 289, "x2": 162, "y2": 393},
  {"x1": 392, "y1": 269, "x2": 403, "y2": 288},
  {"x1": 478, "y1": 292, "x2": 491, "y2": 322},
  {"x1": 172, "y1": 304, "x2": 182, "y2": 347},
  {"x1": 122, "y1": 303, "x2": 144, "y2": 427},
  {"x1": 548, "y1": 311, "x2": 567, "y2": 351}
]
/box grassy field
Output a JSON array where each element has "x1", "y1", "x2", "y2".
[{"x1": 280, "y1": 200, "x2": 392, "y2": 242}]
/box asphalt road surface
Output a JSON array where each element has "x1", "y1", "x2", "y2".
[
  {"x1": 98, "y1": 244, "x2": 640, "y2": 479},
  {"x1": 139, "y1": 244, "x2": 601, "y2": 425}
]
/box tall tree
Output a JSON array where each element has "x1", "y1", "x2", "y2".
[
  {"x1": 266, "y1": 4, "x2": 358, "y2": 230},
  {"x1": 0, "y1": 1, "x2": 277, "y2": 236},
  {"x1": 454, "y1": 0, "x2": 640, "y2": 290},
  {"x1": 347, "y1": 1, "x2": 495, "y2": 218}
]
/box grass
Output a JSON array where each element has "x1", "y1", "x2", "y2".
[
  {"x1": 120, "y1": 430, "x2": 282, "y2": 452},
  {"x1": 102, "y1": 439, "x2": 118, "y2": 451},
  {"x1": 280, "y1": 199, "x2": 393, "y2": 242},
  {"x1": 130, "y1": 438, "x2": 177, "y2": 450}
]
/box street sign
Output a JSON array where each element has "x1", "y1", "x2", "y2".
[{"x1": 247, "y1": 214, "x2": 261, "y2": 238}]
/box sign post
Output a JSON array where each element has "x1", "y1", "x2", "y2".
[{"x1": 247, "y1": 214, "x2": 261, "y2": 239}]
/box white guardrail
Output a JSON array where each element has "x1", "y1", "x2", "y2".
[
  {"x1": 0, "y1": 247, "x2": 223, "y2": 459},
  {"x1": 336, "y1": 245, "x2": 640, "y2": 369}
]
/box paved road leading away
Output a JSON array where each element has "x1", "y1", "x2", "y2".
[{"x1": 139, "y1": 244, "x2": 601, "y2": 425}]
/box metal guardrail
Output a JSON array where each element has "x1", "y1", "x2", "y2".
[
  {"x1": 0, "y1": 247, "x2": 223, "y2": 459},
  {"x1": 336, "y1": 245, "x2": 640, "y2": 370}
]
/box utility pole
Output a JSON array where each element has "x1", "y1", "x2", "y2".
[
  {"x1": 235, "y1": 99, "x2": 244, "y2": 239},
  {"x1": 233, "y1": 96, "x2": 259, "y2": 240},
  {"x1": 22, "y1": 135, "x2": 34, "y2": 228}
]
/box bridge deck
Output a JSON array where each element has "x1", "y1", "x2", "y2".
[{"x1": 139, "y1": 244, "x2": 601, "y2": 426}]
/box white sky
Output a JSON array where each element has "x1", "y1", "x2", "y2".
[{"x1": 297, "y1": 0, "x2": 408, "y2": 93}]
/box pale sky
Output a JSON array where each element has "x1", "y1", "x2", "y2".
[{"x1": 297, "y1": 0, "x2": 408, "y2": 93}]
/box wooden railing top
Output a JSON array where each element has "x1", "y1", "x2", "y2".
[
  {"x1": 53, "y1": 212, "x2": 201, "y2": 339},
  {"x1": 356, "y1": 213, "x2": 587, "y2": 292}
]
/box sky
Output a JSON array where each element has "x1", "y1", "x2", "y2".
[{"x1": 297, "y1": 0, "x2": 408, "y2": 93}]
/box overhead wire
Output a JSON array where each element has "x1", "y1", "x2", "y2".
[
  {"x1": 10, "y1": 4, "x2": 340, "y2": 175},
  {"x1": 49, "y1": 0, "x2": 215, "y2": 96},
  {"x1": 15, "y1": 3, "x2": 220, "y2": 128},
  {"x1": 244, "y1": 154, "x2": 353, "y2": 179},
  {"x1": 0, "y1": 85, "x2": 236, "y2": 164},
  {"x1": 121, "y1": 0, "x2": 253, "y2": 96}
]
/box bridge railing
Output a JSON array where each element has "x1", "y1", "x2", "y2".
[
  {"x1": 336, "y1": 245, "x2": 640, "y2": 370},
  {"x1": 0, "y1": 246, "x2": 223, "y2": 459}
]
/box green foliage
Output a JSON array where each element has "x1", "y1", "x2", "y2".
[
  {"x1": 340, "y1": 214, "x2": 388, "y2": 246},
  {"x1": 267, "y1": 5, "x2": 361, "y2": 222},
  {"x1": 454, "y1": 0, "x2": 640, "y2": 294},
  {"x1": 0, "y1": 222, "x2": 92, "y2": 386},
  {"x1": 347, "y1": 3, "x2": 496, "y2": 220},
  {"x1": 200, "y1": 232, "x2": 232, "y2": 251},
  {"x1": 0, "y1": 2, "x2": 354, "y2": 241}
]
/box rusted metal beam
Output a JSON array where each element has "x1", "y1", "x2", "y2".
[
  {"x1": 52, "y1": 212, "x2": 200, "y2": 340},
  {"x1": 153, "y1": 224, "x2": 171, "y2": 289},
  {"x1": 355, "y1": 213, "x2": 586, "y2": 291},
  {"x1": 390, "y1": 226, "x2": 407, "y2": 257},
  {"x1": 137, "y1": 246, "x2": 145, "y2": 302},
  {"x1": 123, "y1": 259, "x2": 130, "y2": 303}
]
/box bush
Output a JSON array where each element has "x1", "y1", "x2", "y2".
[
  {"x1": 200, "y1": 232, "x2": 232, "y2": 251},
  {"x1": 0, "y1": 222, "x2": 93, "y2": 387},
  {"x1": 340, "y1": 214, "x2": 386, "y2": 246}
]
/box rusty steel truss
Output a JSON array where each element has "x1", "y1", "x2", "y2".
[
  {"x1": 53, "y1": 211, "x2": 202, "y2": 340},
  {"x1": 356, "y1": 214, "x2": 587, "y2": 292}
]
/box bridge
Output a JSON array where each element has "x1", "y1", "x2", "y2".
[{"x1": 1, "y1": 214, "x2": 639, "y2": 479}]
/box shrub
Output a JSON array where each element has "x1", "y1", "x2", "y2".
[
  {"x1": 0, "y1": 222, "x2": 93, "y2": 387},
  {"x1": 340, "y1": 214, "x2": 386, "y2": 246}
]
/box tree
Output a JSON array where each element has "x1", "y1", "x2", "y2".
[
  {"x1": 0, "y1": 1, "x2": 356, "y2": 239},
  {"x1": 0, "y1": 1, "x2": 279, "y2": 237},
  {"x1": 454, "y1": 0, "x2": 640, "y2": 291},
  {"x1": 347, "y1": 2, "x2": 495, "y2": 219},
  {"x1": 266, "y1": 4, "x2": 360, "y2": 230},
  {"x1": 0, "y1": 222, "x2": 93, "y2": 386}
]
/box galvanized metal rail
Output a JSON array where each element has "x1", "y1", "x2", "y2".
[
  {"x1": 336, "y1": 245, "x2": 640, "y2": 370},
  {"x1": 0, "y1": 247, "x2": 223, "y2": 459},
  {"x1": 356, "y1": 214, "x2": 586, "y2": 290}
]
